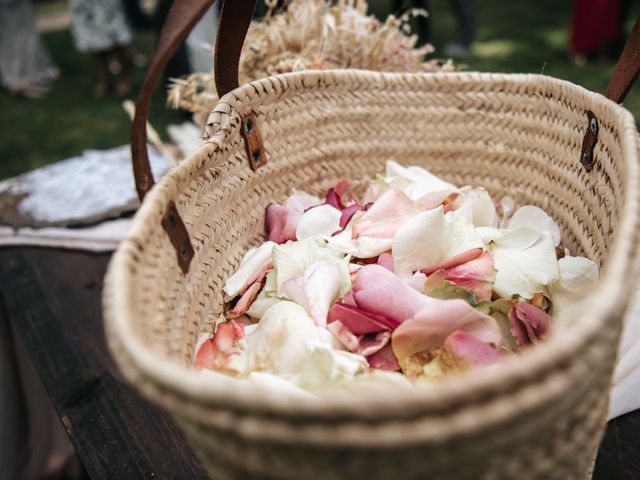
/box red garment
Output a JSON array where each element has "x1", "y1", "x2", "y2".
[{"x1": 570, "y1": 0, "x2": 621, "y2": 54}]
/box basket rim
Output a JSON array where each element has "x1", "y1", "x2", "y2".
[{"x1": 105, "y1": 70, "x2": 640, "y2": 421}]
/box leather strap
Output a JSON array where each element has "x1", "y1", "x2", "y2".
[
  {"x1": 580, "y1": 15, "x2": 640, "y2": 171},
  {"x1": 215, "y1": 0, "x2": 258, "y2": 97},
  {"x1": 132, "y1": 0, "x2": 216, "y2": 201},
  {"x1": 605, "y1": 15, "x2": 640, "y2": 104},
  {"x1": 131, "y1": 0, "x2": 257, "y2": 273}
]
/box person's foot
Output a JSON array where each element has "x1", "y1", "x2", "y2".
[
  {"x1": 443, "y1": 42, "x2": 471, "y2": 58},
  {"x1": 11, "y1": 84, "x2": 50, "y2": 99}
]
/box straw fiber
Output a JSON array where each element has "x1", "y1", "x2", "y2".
[{"x1": 104, "y1": 70, "x2": 640, "y2": 479}]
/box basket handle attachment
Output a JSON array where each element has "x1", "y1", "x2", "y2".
[
  {"x1": 580, "y1": 15, "x2": 640, "y2": 171},
  {"x1": 131, "y1": 0, "x2": 257, "y2": 273}
]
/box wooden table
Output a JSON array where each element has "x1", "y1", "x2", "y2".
[{"x1": 1, "y1": 246, "x2": 638, "y2": 479}]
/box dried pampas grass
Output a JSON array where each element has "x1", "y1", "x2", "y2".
[{"x1": 168, "y1": 0, "x2": 453, "y2": 119}]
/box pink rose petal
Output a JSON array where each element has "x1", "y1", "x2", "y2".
[
  {"x1": 227, "y1": 280, "x2": 264, "y2": 318},
  {"x1": 442, "y1": 330, "x2": 502, "y2": 369},
  {"x1": 265, "y1": 194, "x2": 321, "y2": 243},
  {"x1": 358, "y1": 331, "x2": 391, "y2": 357},
  {"x1": 377, "y1": 252, "x2": 394, "y2": 272},
  {"x1": 195, "y1": 321, "x2": 245, "y2": 371},
  {"x1": 368, "y1": 343, "x2": 401, "y2": 371},
  {"x1": 327, "y1": 322, "x2": 391, "y2": 357},
  {"x1": 328, "y1": 302, "x2": 397, "y2": 334},
  {"x1": 352, "y1": 189, "x2": 421, "y2": 239},
  {"x1": 327, "y1": 320, "x2": 360, "y2": 351},
  {"x1": 443, "y1": 250, "x2": 495, "y2": 302},
  {"x1": 420, "y1": 248, "x2": 483, "y2": 276},
  {"x1": 339, "y1": 203, "x2": 366, "y2": 229},
  {"x1": 392, "y1": 299, "x2": 501, "y2": 363},
  {"x1": 352, "y1": 264, "x2": 437, "y2": 324},
  {"x1": 509, "y1": 301, "x2": 552, "y2": 346}
]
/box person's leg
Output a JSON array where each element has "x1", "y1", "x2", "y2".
[
  {"x1": 94, "y1": 51, "x2": 111, "y2": 97},
  {"x1": 449, "y1": 0, "x2": 476, "y2": 48},
  {"x1": 113, "y1": 46, "x2": 132, "y2": 96}
]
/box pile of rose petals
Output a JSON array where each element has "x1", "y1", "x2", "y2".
[{"x1": 195, "y1": 161, "x2": 599, "y2": 394}]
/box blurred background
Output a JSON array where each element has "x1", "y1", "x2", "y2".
[{"x1": 0, "y1": 0, "x2": 638, "y2": 181}]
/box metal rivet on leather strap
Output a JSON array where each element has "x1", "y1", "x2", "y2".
[
  {"x1": 580, "y1": 111, "x2": 599, "y2": 172},
  {"x1": 241, "y1": 112, "x2": 268, "y2": 171},
  {"x1": 161, "y1": 201, "x2": 194, "y2": 273}
]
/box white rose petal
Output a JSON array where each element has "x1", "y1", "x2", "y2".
[
  {"x1": 392, "y1": 207, "x2": 484, "y2": 280},
  {"x1": 296, "y1": 341, "x2": 368, "y2": 390},
  {"x1": 476, "y1": 226, "x2": 503, "y2": 244},
  {"x1": 272, "y1": 237, "x2": 351, "y2": 298},
  {"x1": 549, "y1": 255, "x2": 599, "y2": 324},
  {"x1": 491, "y1": 228, "x2": 559, "y2": 299},
  {"x1": 247, "y1": 372, "x2": 317, "y2": 400},
  {"x1": 247, "y1": 301, "x2": 324, "y2": 375},
  {"x1": 295, "y1": 204, "x2": 342, "y2": 240},
  {"x1": 223, "y1": 241, "x2": 275, "y2": 298},
  {"x1": 507, "y1": 205, "x2": 562, "y2": 247},
  {"x1": 281, "y1": 260, "x2": 341, "y2": 327},
  {"x1": 455, "y1": 187, "x2": 499, "y2": 227},
  {"x1": 384, "y1": 160, "x2": 457, "y2": 206}
]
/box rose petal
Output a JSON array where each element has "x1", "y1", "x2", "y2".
[
  {"x1": 327, "y1": 321, "x2": 391, "y2": 358},
  {"x1": 507, "y1": 205, "x2": 562, "y2": 247},
  {"x1": 281, "y1": 260, "x2": 341, "y2": 327},
  {"x1": 328, "y1": 218, "x2": 394, "y2": 258},
  {"x1": 420, "y1": 248, "x2": 483, "y2": 276},
  {"x1": 227, "y1": 280, "x2": 264, "y2": 318},
  {"x1": 377, "y1": 252, "x2": 394, "y2": 271},
  {"x1": 328, "y1": 302, "x2": 397, "y2": 334},
  {"x1": 454, "y1": 187, "x2": 499, "y2": 227},
  {"x1": 491, "y1": 228, "x2": 559, "y2": 299},
  {"x1": 367, "y1": 343, "x2": 401, "y2": 371},
  {"x1": 440, "y1": 330, "x2": 502, "y2": 371},
  {"x1": 340, "y1": 203, "x2": 366, "y2": 229},
  {"x1": 327, "y1": 320, "x2": 361, "y2": 351},
  {"x1": 509, "y1": 301, "x2": 552, "y2": 346},
  {"x1": 384, "y1": 160, "x2": 458, "y2": 206},
  {"x1": 550, "y1": 255, "x2": 599, "y2": 324},
  {"x1": 392, "y1": 207, "x2": 484, "y2": 280},
  {"x1": 266, "y1": 193, "x2": 321, "y2": 243},
  {"x1": 296, "y1": 341, "x2": 369, "y2": 389},
  {"x1": 247, "y1": 301, "x2": 324, "y2": 375},
  {"x1": 325, "y1": 188, "x2": 346, "y2": 210},
  {"x1": 352, "y1": 188, "x2": 422, "y2": 239},
  {"x1": 391, "y1": 299, "x2": 501, "y2": 362},
  {"x1": 195, "y1": 320, "x2": 247, "y2": 375},
  {"x1": 358, "y1": 331, "x2": 391, "y2": 357},
  {"x1": 273, "y1": 237, "x2": 351, "y2": 299},
  {"x1": 223, "y1": 241, "x2": 275, "y2": 298},
  {"x1": 352, "y1": 264, "x2": 437, "y2": 324},
  {"x1": 442, "y1": 250, "x2": 495, "y2": 302},
  {"x1": 295, "y1": 204, "x2": 342, "y2": 240}
]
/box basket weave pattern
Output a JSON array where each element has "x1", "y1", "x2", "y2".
[{"x1": 105, "y1": 71, "x2": 640, "y2": 479}]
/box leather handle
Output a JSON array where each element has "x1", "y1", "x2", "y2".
[
  {"x1": 132, "y1": 0, "x2": 256, "y2": 201},
  {"x1": 132, "y1": 0, "x2": 215, "y2": 201},
  {"x1": 605, "y1": 15, "x2": 640, "y2": 104},
  {"x1": 580, "y1": 14, "x2": 640, "y2": 171},
  {"x1": 131, "y1": 0, "x2": 257, "y2": 273}
]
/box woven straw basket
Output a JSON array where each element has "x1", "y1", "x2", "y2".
[{"x1": 104, "y1": 1, "x2": 640, "y2": 478}]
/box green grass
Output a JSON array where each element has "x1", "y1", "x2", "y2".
[
  {"x1": 1, "y1": 0, "x2": 638, "y2": 180},
  {"x1": 0, "y1": 29, "x2": 185, "y2": 180}
]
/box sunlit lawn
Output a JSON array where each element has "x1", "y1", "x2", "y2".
[{"x1": 1, "y1": 0, "x2": 638, "y2": 180}]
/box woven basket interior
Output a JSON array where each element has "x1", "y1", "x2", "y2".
[{"x1": 123, "y1": 72, "x2": 633, "y2": 370}]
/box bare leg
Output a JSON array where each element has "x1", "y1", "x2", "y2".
[
  {"x1": 114, "y1": 46, "x2": 132, "y2": 97},
  {"x1": 94, "y1": 51, "x2": 110, "y2": 98}
]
